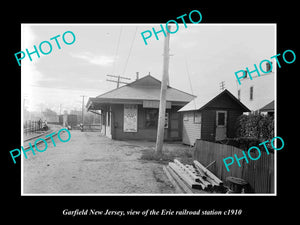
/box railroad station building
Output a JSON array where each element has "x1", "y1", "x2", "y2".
[{"x1": 86, "y1": 75, "x2": 194, "y2": 141}]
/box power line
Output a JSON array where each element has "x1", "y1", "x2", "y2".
[
  {"x1": 107, "y1": 26, "x2": 135, "y2": 88},
  {"x1": 185, "y1": 57, "x2": 197, "y2": 110},
  {"x1": 111, "y1": 26, "x2": 123, "y2": 75},
  {"x1": 106, "y1": 74, "x2": 131, "y2": 88},
  {"x1": 121, "y1": 26, "x2": 138, "y2": 76}
]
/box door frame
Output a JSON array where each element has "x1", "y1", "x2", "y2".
[{"x1": 215, "y1": 110, "x2": 227, "y2": 140}]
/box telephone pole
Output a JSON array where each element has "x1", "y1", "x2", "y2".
[
  {"x1": 155, "y1": 25, "x2": 171, "y2": 156},
  {"x1": 80, "y1": 95, "x2": 86, "y2": 125},
  {"x1": 106, "y1": 74, "x2": 131, "y2": 88}
]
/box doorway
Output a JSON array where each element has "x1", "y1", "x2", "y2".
[{"x1": 215, "y1": 110, "x2": 227, "y2": 141}]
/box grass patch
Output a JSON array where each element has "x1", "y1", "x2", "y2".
[{"x1": 140, "y1": 144, "x2": 194, "y2": 165}]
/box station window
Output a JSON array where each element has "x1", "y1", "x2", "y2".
[{"x1": 145, "y1": 109, "x2": 158, "y2": 128}]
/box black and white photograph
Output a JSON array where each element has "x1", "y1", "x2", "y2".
[{"x1": 20, "y1": 23, "x2": 276, "y2": 195}]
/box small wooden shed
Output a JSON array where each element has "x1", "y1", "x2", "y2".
[{"x1": 178, "y1": 89, "x2": 250, "y2": 145}]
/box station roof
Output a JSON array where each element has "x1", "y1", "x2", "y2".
[
  {"x1": 178, "y1": 89, "x2": 250, "y2": 112},
  {"x1": 86, "y1": 75, "x2": 195, "y2": 110},
  {"x1": 259, "y1": 100, "x2": 274, "y2": 112}
]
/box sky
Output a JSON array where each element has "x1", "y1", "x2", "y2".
[{"x1": 21, "y1": 24, "x2": 275, "y2": 114}]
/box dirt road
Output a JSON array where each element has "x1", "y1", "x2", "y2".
[{"x1": 23, "y1": 130, "x2": 175, "y2": 194}]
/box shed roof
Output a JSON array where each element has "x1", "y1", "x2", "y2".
[
  {"x1": 86, "y1": 75, "x2": 195, "y2": 110},
  {"x1": 178, "y1": 89, "x2": 250, "y2": 112},
  {"x1": 259, "y1": 100, "x2": 274, "y2": 112}
]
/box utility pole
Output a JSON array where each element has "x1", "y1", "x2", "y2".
[
  {"x1": 80, "y1": 95, "x2": 86, "y2": 125},
  {"x1": 106, "y1": 74, "x2": 131, "y2": 88},
  {"x1": 155, "y1": 25, "x2": 171, "y2": 156}
]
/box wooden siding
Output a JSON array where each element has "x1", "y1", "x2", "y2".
[
  {"x1": 111, "y1": 104, "x2": 182, "y2": 141},
  {"x1": 193, "y1": 140, "x2": 274, "y2": 193},
  {"x1": 205, "y1": 92, "x2": 244, "y2": 109},
  {"x1": 227, "y1": 109, "x2": 243, "y2": 138},
  {"x1": 183, "y1": 109, "x2": 243, "y2": 143},
  {"x1": 182, "y1": 111, "x2": 201, "y2": 145},
  {"x1": 180, "y1": 89, "x2": 247, "y2": 144},
  {"x1": 201, "y1": 109, "x2": 216, "y2": 141}
]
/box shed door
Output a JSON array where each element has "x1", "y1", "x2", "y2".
[{"x1": 215, "y1": 110, "x2": 227, "y2": 141}]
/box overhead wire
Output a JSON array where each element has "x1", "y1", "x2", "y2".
[
  {"x1": 111, "y1": 26, "x2": 123, "y2": 75},
  {"x1": 121, "y1": 26, "x2": 138, "y2": 76},
  {"x1": 185, "y1": 56, "x2": 197, "y2": 110}
]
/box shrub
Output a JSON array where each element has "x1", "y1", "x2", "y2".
[
  {"x1": 226, "y1": 114, "x2": 275, "y2": 150},
  {"x1": 236, "y1": 114, "x2": 274, "y2": 141}
]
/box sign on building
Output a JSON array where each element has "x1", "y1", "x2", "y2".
[
  {"x1": 124, "y1": 104, "x2": 138, "y2": 132},
  {"x1": 143, "y1": 100, "x2": 171, "y2": 109}
]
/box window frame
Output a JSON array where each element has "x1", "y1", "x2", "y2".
[
  {"x1": 194, "y1": 111, "x2": 201, "y2": 124},
  {"x1": 145, "y1": 109, "x2": 158, "y2": 128},
  {"x1": 216, "y1": 110, "x2": 227, "y2": 127}
]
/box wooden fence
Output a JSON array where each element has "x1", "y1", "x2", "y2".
[
  {"x1": 83, "y1": 124, "x2": 101, "y2": 132},
  {"x1": 23, "y1": 120, "x2": 43, "y2": 135},
  {"x1": 193, "y1": 139, "x2": 274, "y2": 193}
]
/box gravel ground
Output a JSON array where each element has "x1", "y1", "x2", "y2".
[{"x1": 23, "y1": 130, "x2": 176, "y2": 194}]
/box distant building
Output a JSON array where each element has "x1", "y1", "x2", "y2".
[
  {"x1": 86, "y1": 75, "x2": 194, "y2": 141},
  {"x1": 259, "y1": 100, "x2": 274, "y2": 116},
  {"x1": 237, "y1": 61, "x2": 275, "y2": 113},
  {"x1": 41, "y1": 108, "x2": 59, "y2": 123},
  {"x1": 178, "y1": 89, "x2": 250, "y2": 145},
  {"x1": 58, "y1": 114, "x2": 78, "y2": 127}
]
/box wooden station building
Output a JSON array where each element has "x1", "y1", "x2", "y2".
[
  {"x1": 86, "y1": 75, "x2": 194, "y2": 141},
  {"x1": 178, "y1": 89, "x2": 250, "y2": 146}
]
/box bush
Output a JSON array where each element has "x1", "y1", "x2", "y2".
[
  {"x1": 224, "y1": 114, "x2": 275, "y2": 150},
  {"x1": 236, "y1": 114, "x2": 274, "y2": 141}
]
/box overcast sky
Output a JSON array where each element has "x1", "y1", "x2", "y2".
[{"x1": 21, "y1": 24, "x2": 275, "y2": 113}]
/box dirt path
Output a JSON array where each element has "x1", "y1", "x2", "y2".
[{"x1": 23, "y1": 130, "x2": 175, "y2": 194}]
